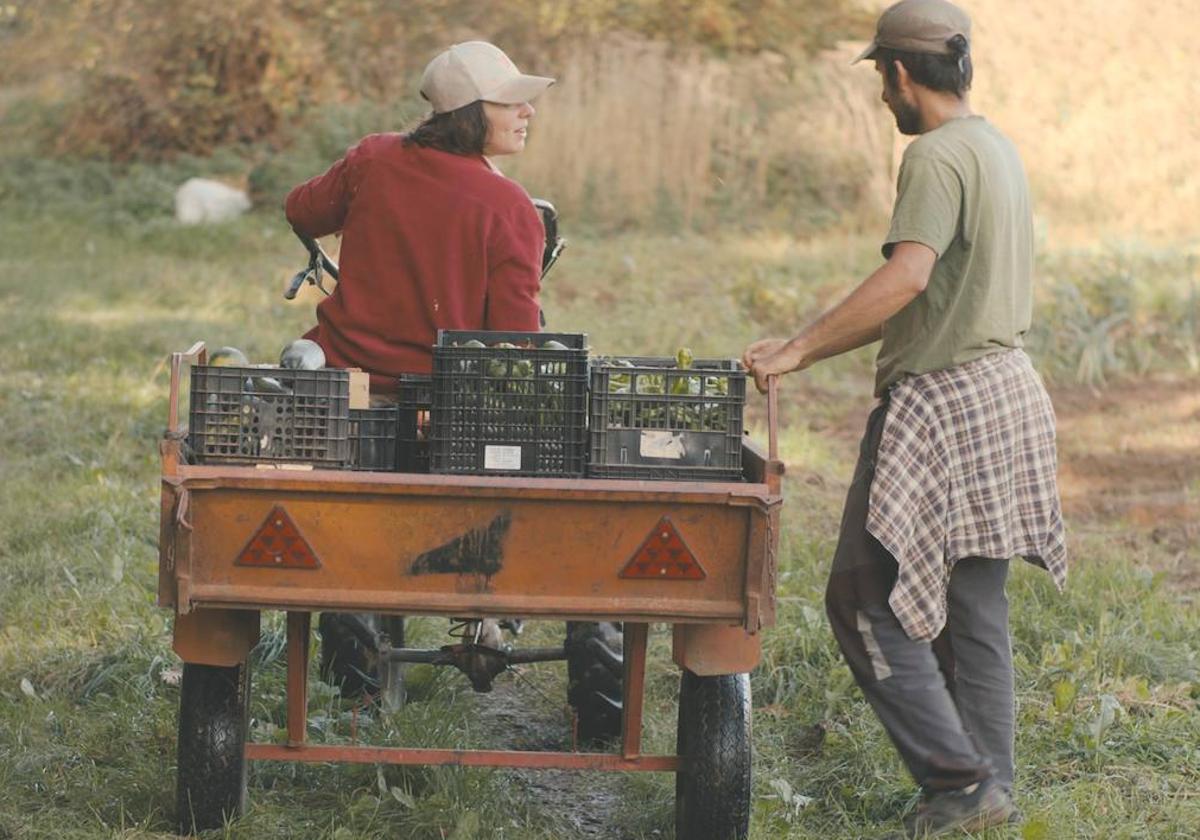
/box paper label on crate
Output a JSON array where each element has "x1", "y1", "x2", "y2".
[
  {"x1": 347, "y1": 369, "x2": 370, "y2": 410},
  {"x1": 640, "y1": 431, "x2": 686, "y2": 460},
  {"x1": 484, "y1": 445, "x2": 522, "y2": 471}
]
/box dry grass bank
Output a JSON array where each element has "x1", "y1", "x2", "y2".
[
  {"x1": 509, "y1": 0, "x2": 1200, "y2": 241},
  {"x1": 505, "y1": 36, "x2": 896, "y2": 230}
]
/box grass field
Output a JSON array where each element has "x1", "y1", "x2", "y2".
[
  {"x1": 3, "y1": 1, "x2": 1198, "y2": 835},
  {"x1": 0, "y1": 187, "x2": 1197, "y2": 840}
]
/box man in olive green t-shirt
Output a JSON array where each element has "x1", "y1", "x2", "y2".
[
  {"x1": 876, "y1": 111, "x2": 1034, "y2": 395},
  {"x1": 743, "y1": 1, "x2": 1065, "y2": 837}
]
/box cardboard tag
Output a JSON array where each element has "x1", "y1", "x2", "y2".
[
  {"x1": 484, "y1": 445, "x2": 522, "y2": 471},
  {"x1": 348, "y1": 369, "x2": 370, "y2": 409},
  {"x1": 640, "y1": 431, "x2": 685, "y2": 460}
]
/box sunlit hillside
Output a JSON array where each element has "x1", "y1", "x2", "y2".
[
  {"x1": 1, "y1": 0, "x2": 1196, "y2": 242},
  {"x1": 966, "y1": 0, "x2": 1199, "y2": 243}
]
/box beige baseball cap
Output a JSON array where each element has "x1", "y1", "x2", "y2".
[
  {"x1": 420, "y1": 41, "x2": 555, "y2": 114},
  {"x1": 853, "y1": 0, "x2": 971, "y2": 63}
]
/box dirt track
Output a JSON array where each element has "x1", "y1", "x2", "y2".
[
  {"x1": 1053, "y1": 375, "x2": 1200, "y2": 591},
  {"x1": 471, "y1": 674, "x2": 639, "y2": 839}
]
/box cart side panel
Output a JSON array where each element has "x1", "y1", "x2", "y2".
[{"x1": 177, "y1": 490, "x2": 753, "y2": 621}]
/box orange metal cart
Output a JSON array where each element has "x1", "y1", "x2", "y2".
[{"x1": 160, "y1": 341, "x2": 783, "y2": 838}]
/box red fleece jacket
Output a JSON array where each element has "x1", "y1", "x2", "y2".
[{"x1": 285, "y1": 134, "x2": 543, "y2": 390}]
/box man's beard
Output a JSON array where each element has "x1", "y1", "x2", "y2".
[{"x1": 891, "y1": 97, "x2": 922, "y2": 135}]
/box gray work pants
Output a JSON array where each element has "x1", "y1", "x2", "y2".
[{"x1": 825, "y1": 402, "x2": 1015, "y2": 794}]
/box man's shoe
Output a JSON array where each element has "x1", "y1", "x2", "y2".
[{"x1": 902, "y1": 778, "x2": 1016, "y2": 838}]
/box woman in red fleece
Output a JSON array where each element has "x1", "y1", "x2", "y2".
[
  {"x1": 284, "y1": 41, "x2": 555, "y2": 393},
  {"x1": 286, "y1": 43, "x2": 555, "y2": 698}
]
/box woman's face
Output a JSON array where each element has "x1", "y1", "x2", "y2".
[{"x1": 482, "y1": 101, "x2": 535, "y2": 156}]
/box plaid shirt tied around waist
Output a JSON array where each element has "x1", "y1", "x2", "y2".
[{"x1": 866, "y1": 349, "x2": 1068, "y2": 641}]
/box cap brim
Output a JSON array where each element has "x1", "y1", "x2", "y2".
[
  {"x1": 851, "y1": 39, "x2": 879, "y2": 64},
  {"x1": 482, "y1": 74, "x2": 555, "y2": 105}
]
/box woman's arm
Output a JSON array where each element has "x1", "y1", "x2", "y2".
[
  {"x1": 283, "y1": 144, "x2": 359, "y2": 238},
  {"x1": 483, "y1": 200, "x2": 544, "y2": 331}
]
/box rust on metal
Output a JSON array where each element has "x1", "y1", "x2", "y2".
[
  {"x1": 158, "y1": 484, "x2": 180, "y2": 607},
  {"x1": 165, "y1": 463, "x2": 779, "y2": 508},
  {"x1": 286, "y1": 612, "x2": 311, "y2": 747},
  {"x1": 170, "y1": 486, "x2": 754, "y2": 623},
  {"x1": 172, "y1": 607, "x2": 260, "y2": 666},
  {"x1": 620, "y1": 517, "x2": 705, "y2": 581},
  {"x1": 621, "y1": 623, "x2": 649, "y2": 759},
  {"x1": 742, "y1": 501, "x2": 769, "y2": 630},
  {"x1": 245, "y1": 743, "x2": 679, "y2": 771},
  {"x1": 236, "y1": 505, "x2": 321, "y2": 570},
  {"x1": 410, "y1": 510, "x2": 510, "y2": 577},
  {"x1": 183, "y1": 584, "x2": 745, "y2": 623},
  {"x1": 672, "y1": 623, "x2": 761, "y2": 675}
]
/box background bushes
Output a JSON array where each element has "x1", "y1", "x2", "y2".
[
  {"x1": 0, "y1": 0, "x2": 882, "y2": 231},
  {"x1": 2, "y1": 0, "x2": 1199, "y2": 239}
]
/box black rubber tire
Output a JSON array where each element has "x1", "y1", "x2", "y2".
[
  {"x1": 176, "y1": 662, "x2": 251, "y2": 835},
  {"x1": 674, "y1": 670, "x2": 752, "y2": 840},
  {"x1": 565, "y1": 621, "x2": 624, "y2": 745},
  {"x1": 317, "y1": 612, "x2": 405, "y2": 698}
]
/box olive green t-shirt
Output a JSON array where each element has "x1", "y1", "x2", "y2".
[{"x1": 875, "y1": 115, "x2": 1034, "y2": 396}]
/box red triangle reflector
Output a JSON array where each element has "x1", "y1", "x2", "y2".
[
  {"x1": 236, "y1": 506, "x2": 321, "y2": 569},
  {"x1": 621, "y1": 517, "x2": 705, "y2": 580}
]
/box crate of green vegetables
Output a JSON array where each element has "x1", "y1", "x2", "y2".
[
  {"x1": 430, "y1": 330, "x2": 589, "y2": 477},
  {"x1": 588, "y1": 350, "x2": 746, "y2": 481}
]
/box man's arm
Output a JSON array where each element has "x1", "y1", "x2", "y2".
[{"x1": 742, "y1": 241, "x2": 936, "y2": 391}]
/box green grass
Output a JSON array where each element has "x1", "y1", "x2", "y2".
[{"x1": 1, "y1": 173, "x2": 1198, "y2": 839}]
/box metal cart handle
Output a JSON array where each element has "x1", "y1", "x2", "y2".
[
  {"x1": 168, "y1": 341, "x2": 207, "y2": 436},
  {"x1": 767, "y1": 376, "x2": 779, "y2": 463}
]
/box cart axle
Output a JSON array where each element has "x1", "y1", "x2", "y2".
[
  {"x1": 382, "y1": 643, "x2": 567, "y2": 693},
  {"x1": 382, "y1": 644, "x2": 567, "y2": 665}
]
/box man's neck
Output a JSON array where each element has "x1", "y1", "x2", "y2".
[{"x1": 919, "y1": 94, "x2": 974, "y2": 133}]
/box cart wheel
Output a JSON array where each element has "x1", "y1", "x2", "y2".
[
  {"x1": 565, "y1": 621, "x2": 624, "y2": 745},
  {"x1": 176, "y1": 661, "x2": 250, "y2": 835},
  {"x1": 674, "y1": 670, "x2": 752, "y2": 840},
  {"x1": 318, "y1": 612, "x2": 405, "y2": 698}
]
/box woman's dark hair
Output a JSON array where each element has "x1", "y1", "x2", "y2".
[
  {"x1": 403, "y1": 100, "x2": 488, "y2": 155},
  {"x1": 877, "y1": 34, "x2": 972, "y2": 97}
]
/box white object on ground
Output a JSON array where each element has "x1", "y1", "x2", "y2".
[{"x1": 174, "y1": 178, "x2": 251, "y2": 224}]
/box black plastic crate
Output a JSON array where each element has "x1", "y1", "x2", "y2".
[
  {"x1": 397, "y1": 373, "x2": 433, "y2": 473},
  {"x1": 349, "y1": 406, "x2": 399, "y2": 471},
  {"x1": 588, "y1": 357, "x2": 746, "y2": 481},
  {"x1": 430, "y1": 331, "x2": 588, "y2": 477},
  {"x1": 188, "y1": 365, "x2": 351, "y2": 467}
]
